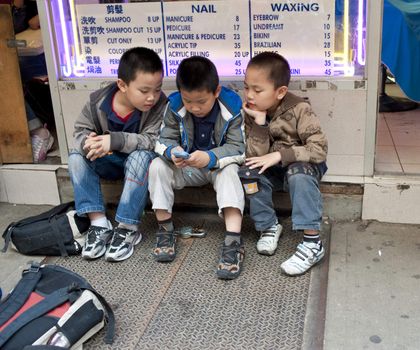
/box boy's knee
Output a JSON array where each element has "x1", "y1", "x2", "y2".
[
  {"x1": 149, "y1": 157, "x2": 168, "y2": 176},
  {"x1": 127, "y1": 150, "x2": 153, "y2": 163},
  {"x1": 287, "y1": 162, "x2": 319, "y2": 179},
  {"x1": 68, "y1": 151, "x2": 85, "y2": 171},
  {"x1": 126, "y1": 150, "x2": 155, "y2": 171},
  {"x1": 287, "y1": 173, "x2": 318, "y2": 192},
  {"x1": 218, "y1": 164, "x2": 239, "y2": 178}
]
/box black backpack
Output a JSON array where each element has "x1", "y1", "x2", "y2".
[
  {"x1": 0, "y1": 262, "x2": 115, "y2": 349},
  {"x1": 1, "y1": 202, "x2": 90, "y2": 257}
]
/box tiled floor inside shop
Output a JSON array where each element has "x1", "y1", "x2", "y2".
[{"x1": 375, "y1": 84, "x2": 420, "y2": 175}]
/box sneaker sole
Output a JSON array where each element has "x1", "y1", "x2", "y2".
[
  {"x1": 257, "y1": 248, "x2": 276, "y2": 256},
  {"x1": 216, "y1": 267, "x2": 242, "y2": 280},
  {"x1": 280, "y1": 251, "x2": 325, "y2": 276},
  {"x1": 257, "y1": 225, "x2": 283, "y2": 256},
  {"x1": 82, "y1": 246, "x2": 107, "y2": 260},
  {"x1": 154, "y1": 253, "x2": 176, "y2": 262},
  {"x1": 105, "y1": 233, "x2": 142, "y2": 262}
]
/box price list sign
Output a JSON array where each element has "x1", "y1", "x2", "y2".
[
  {"x1": 76, "y1": 3, "x2": 165, "y2": 77},
  {"x1": 250, "y1": 0, "x2": 335, "y2": 76},
  {"x1": 163, "y1": 0, "x2": 250, "y2": 76}
]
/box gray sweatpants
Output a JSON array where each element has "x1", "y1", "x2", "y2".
[{"x1": 148, "y1": 157, "x2": 245, "y2": 216}]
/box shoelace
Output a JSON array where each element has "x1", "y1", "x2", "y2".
[
  {"x1": 32, "y1": 136, "x2": 46, "y2": 154},
  {"x1": 87, "y1": 227, "x2": 109, "y2": 244},
  {"x1": 111, "y1": 228, "x2": 130, "y2": 246},
  {"x1": 260, "y1": 230, "x2": 276, "y2": 238}
]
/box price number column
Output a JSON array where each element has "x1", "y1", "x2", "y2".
[
  {"x1": 163, "y1": 0, "x2": 250, "y2": 77},
  {"x1": 232, "y1": 12, "x2": 251, "y2": 76},
  {"x1": 145, "y1": 12, "x2": 164, "y2": 57},
  {"x1": 323, "y1": 12, "x2": 334, "y2": 76}
]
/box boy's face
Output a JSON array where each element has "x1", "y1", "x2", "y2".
[
  {"x1": 244, "y1": 66, "x2": 287, "y2": 112},
  {"x1": 117, "y1": 70, "x2": 163, "y2": 112},
  {"x1": 180, "y1": 85, "x2": 221, "y2": 118}
]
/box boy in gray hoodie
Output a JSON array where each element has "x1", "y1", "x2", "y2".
[{"x1": 68, "y1": 47, "x2": 167, "y2": 262}]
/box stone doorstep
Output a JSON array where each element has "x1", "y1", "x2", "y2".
[{"x1": 56, "y1": 167, "x2": 363, "y2": 221}]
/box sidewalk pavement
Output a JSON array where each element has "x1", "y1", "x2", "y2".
[{"x1": 1, "y1": 202, "x2": 420, "y2": 349}]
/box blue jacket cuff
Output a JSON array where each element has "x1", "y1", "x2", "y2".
[
  {"x1": 206, "y1": 151, "x2": 217, "y2": 169},
  {"x1": 165, "y1": 145, "x2": 175, "y2": 160}
]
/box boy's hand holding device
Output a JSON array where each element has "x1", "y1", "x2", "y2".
[
  {"x1": 187, "y1": 150, "x2": 210, "y2": 169},
  {"x1": 172, "y1": 150, "x2": 190, "y2": 159},
  {"x1": 171, "y1": 147, "x2": 190, "y2": 168}
]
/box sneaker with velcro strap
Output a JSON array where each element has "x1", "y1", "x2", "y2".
[
  {"x1": 82, "y1": 225, "x2": 113, "y2": 260},
  {"x1": 105, "y1": 227, "x2": 142, "y2": 262},
  {"x1": 216, "y1": 239, "x2": 245, "y2": 280},
  {"x1": 153, "y1": 230, "x2": 177, "y2": 262},
  {"x1": 257, "y1": 222, "x2": 283, "y2": 256},
  {"x1": 280, "y1": 241, "x2": 325, "y2": 276}
]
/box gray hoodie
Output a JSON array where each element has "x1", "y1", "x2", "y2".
[{"x1": 73, "y1": 82, "x2": 167, "y2": 155}]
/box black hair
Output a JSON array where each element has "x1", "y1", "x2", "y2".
[
  {"x1": 247, "y1": 52, "x2": 291, "y2": 88},
  {"x1": 176, "y1": 56, "x2": 219, "y2": 93},
  {"x1": 118, "y1": 47, "x2": 163, "y2": 83}
]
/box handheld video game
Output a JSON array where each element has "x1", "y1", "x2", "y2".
[{"x1": 173, "y1": 150, "x2": 190, "y2": 159}]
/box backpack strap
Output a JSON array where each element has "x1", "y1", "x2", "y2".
[
  {"x1": 0, "y1": 285, "x2": 79, "y2": 347},
  {"x1": 86, "y1": 287, "x2": 115, "y2": 344},
  {"x1": 1, "y1": 224, "x2": 15, "y2": 253},
  {"x1": 0, "y1": 263, "x2": 42, "y2": 328}
]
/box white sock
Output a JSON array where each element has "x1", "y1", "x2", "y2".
[{"x1": 91, "y1": 217, "x2": 111, "y2": 229}]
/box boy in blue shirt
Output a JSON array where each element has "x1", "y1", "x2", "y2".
[
  {"x1": 68, "y1": 47, "x2": 167, "y2": 262},
  {"x1": 149, "y1": 56, "x2": 245, "y2": 279}
]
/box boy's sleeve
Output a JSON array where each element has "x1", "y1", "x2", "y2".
[
  {"x1": 244, "y1": 113, "x2": 271, "y2": 157},
  {"x1": 154, "y1": 103, "x2": 182, "y2": 159},
  {"x1": 108, "y1": 93, "x2": 167, "y2": 153},
  {"x1": 73, "y1": 101, "x2": 97, "y2": 155},
  {"x1": 207, "y1": 112, "x2": 245, "y2": 169},
  {"x1": 281, "y1": 102, "x2": 328, "y2": 164}
]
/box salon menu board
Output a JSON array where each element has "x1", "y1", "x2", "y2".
[
  {"x1": 76, "y1": 0, "x2": 335, "y2": 77},
  {"x1": 76, "y1": 3, "x2": 165, "y2": 76}
]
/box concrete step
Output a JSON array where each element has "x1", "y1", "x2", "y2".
[{"x1": 0, "y1": 165, "x2": 363, "y2": 221}]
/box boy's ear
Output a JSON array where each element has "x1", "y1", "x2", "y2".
[
  {"x1": 276, "y1": 86, "x2": 288, "y2": 100},
  {"x1": 214, "y1": 85, "x2": 222, "y2": 98},
  {"x1": 117, "y1": 78, "x2": 128, "y2": 93}
]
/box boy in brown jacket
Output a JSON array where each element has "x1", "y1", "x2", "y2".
[{"x1": 240, "y1": 52, "x2": 328, "y2": 275}]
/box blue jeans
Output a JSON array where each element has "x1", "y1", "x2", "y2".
[
  {"x1": 239, "y1": 162, "x2": 327, "y2": 232},
  {"x1": 68, "y1": 150, "x2": 156, "y2": 225}
]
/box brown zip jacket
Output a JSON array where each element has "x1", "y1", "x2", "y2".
[{"x1": 245, "y1": 92, "x2": 328, "y2": 166}]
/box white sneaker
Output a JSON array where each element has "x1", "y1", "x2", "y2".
[
  {"x1": 280, "y1": 241, "x2": 325, "y2": 276},
  {"x1": 105, "y1": 227, "x2": 142, "y2": 262},
  {"x1": 257, "y1": 223, "x2": 283, "y2": 256},
  {"x1": 82, "y1": 225, "x2": 113, "y2": 260}
]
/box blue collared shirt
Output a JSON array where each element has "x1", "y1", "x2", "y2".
[{"x1": 190, "y1": 102, "x2": 220, "y2": 152}]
